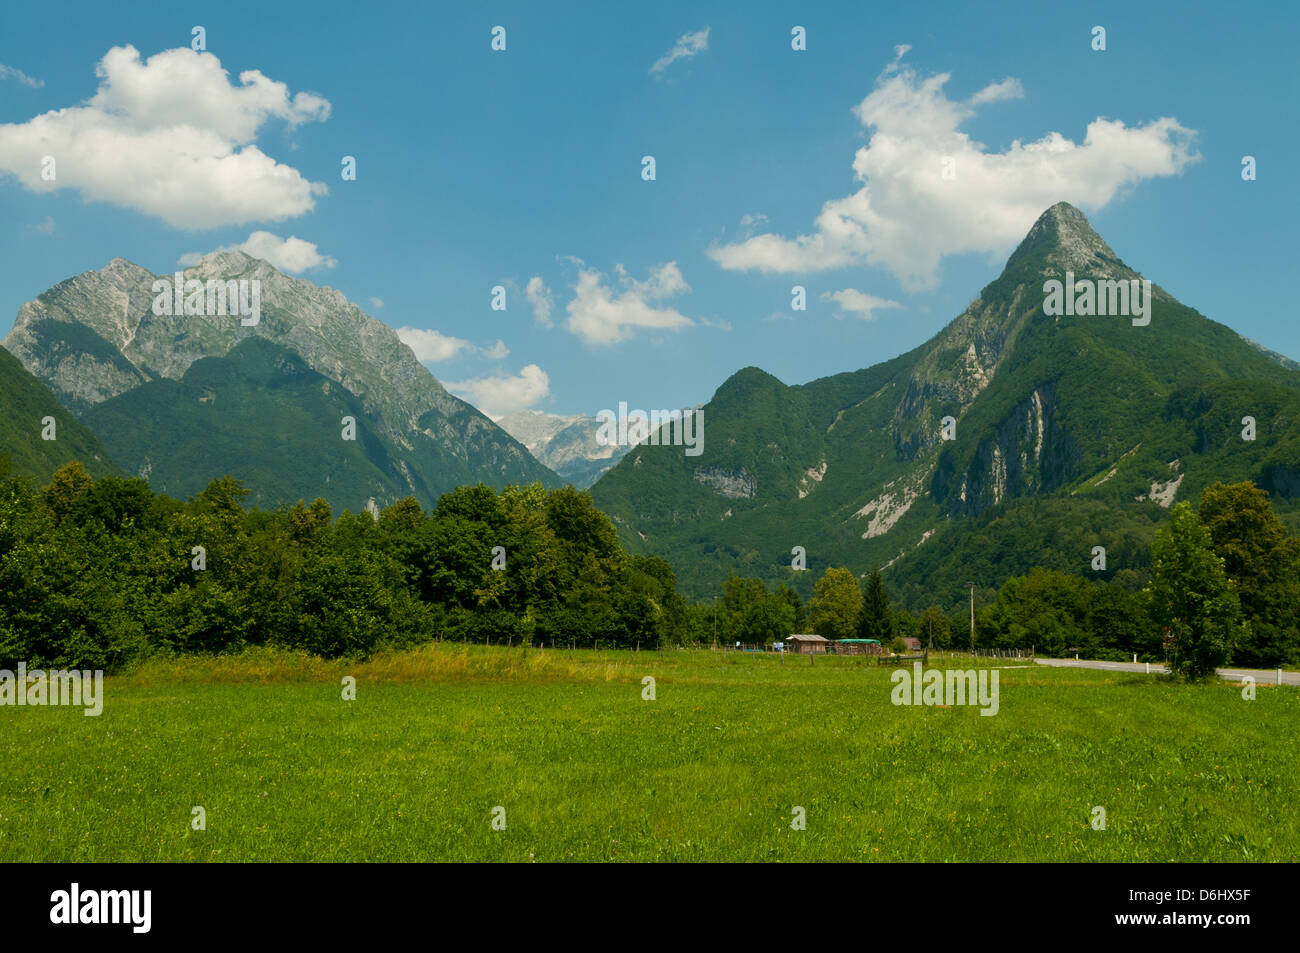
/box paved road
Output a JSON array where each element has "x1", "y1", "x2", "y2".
[{"x1": 1035, "y1": 657, "x2": 1300, "y2": 686}]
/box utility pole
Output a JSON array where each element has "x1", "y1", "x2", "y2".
[{"x1": 967, "y1": 579, "x2": 977, "y2": 655}]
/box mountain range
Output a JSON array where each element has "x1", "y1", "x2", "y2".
[
  {"x1": 2, "y1": 252, "x2": 559, "y2": 510},
  {"x1": 496, "y1": 410, "x2": 632, "y2": 488},
  {"x1": 3, "y1": 204, "x2": 1296, "y2": 613}
]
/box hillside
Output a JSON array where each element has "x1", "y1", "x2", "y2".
[
  {"x1": 0, "y1": 344, "x2": 119, "y2": 482},
  {"x1": 83, "y1": 337, "x2": 436, "y2": 511},
  {"x1": 591, "y1": 203, "x2": 1300, "y2": 607}
]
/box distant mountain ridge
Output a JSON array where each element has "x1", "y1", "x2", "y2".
[
  {"x1": 3, "y1": 252, "x2": 559, "y2": 510},
  {"x1": 591, "y1": 203, "x2": 1300, "y2": 606},
  {"x1": 496, "y1": 410, "x2": 632, "y2": 488}
]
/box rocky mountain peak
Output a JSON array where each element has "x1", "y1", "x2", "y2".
[
  {"x1": 187, "y1": 249, "x2": 264, "y2": 279},
  {"x1": 1005, "y1": 202, "x2": 1133, "y2": 279},
  {"x1": 100, "y1": 257, "x2": 156, "y2": 288}
]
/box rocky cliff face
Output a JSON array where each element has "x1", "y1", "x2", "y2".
[
  {"x1": 932, "y1": 381, "x2": 1080, "y2": 514},
  {"x1": 893, "y1": 203, "x2": 1148, "y2": 463}
]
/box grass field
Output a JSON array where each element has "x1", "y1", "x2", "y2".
[{"x1": 1, "y1": 644, "x2": 1297, "y2": 862}]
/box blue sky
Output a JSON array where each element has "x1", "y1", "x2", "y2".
[{"x1": 2, "y1": 0, "x2": 1296, "y2": 420}]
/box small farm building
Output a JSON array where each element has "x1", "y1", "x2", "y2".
[{"x1": 785, "y1": 633, "x2": 830, "y2": 654}]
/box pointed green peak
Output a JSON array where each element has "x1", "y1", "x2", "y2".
[{"x1": 713, "y1": 365, "x2": 786, "y2": 398}]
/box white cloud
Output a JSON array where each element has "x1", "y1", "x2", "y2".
[
  {"x1": 0, "y1": 64, "x2": 43, "y2": 88},
  {"x1": 564, "y1": 261, "x2": 695, "y2": 346},
  {"x1": 0, "y1": 45, "x2": 329, "y2": 229},
  {"x1": 179, "y1": 231, "x2": 336, "y2": 272},
  {"x1": 525, "y1": 276, "x2": 553, "y2": 327},
  {"x1": 31, "y1": 216, "x2": 55, "y2": 236},
  {"x1": 821, "y1": 288, "x2": 902, "y2": 320},
  {"x1": 708, "y1": 52, "x2": 1198, "y2": 290},
  {"x1": 396, "y1": 327, "x2": 510, "y2": 364},
  {"x1": 737, "y1": 213, "x2": 768, "y2": 239},
  {"x1": 650, "y1": 27, "x2": 710, "y2": 76},
  {"x1": 369, "y1": 297, "x2": 384, "y2": 309},
  {"x1": 884, "y1": 45, "x2": 911, "y2": 73},
  {"x1": 445, "y1": 364, "x2": 550, "y2": 420},
  {"x1": 969, "y1": 77, "x2": 1024, "y2": 105},
  {"x1": 396, "y1": 327, "x2": 474, "y2": 363}
]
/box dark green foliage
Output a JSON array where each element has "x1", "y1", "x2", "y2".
[
  {"x1": 976, "y1": 569, "x2": 1152, "y2": 661},
  {"x1": 916, "y1": 606, "x2": 950, "y2": 649},
  {"x1": 1196, "y1": 481, "x2": 1300, "y2": 666},
  {"x1": 0, "y1": 346, "x2": 120, "y2": 482},
  {"x1": 72, "y1": 475, "x2": 162, "y2": 532},
  {"x1": 693, "y1": 481, "x2": 1298, "y2": 667},
  {"x1": 887, "y1": 495, "x2": 1162, "y2": 616},
  {"x1": 700, "y1": 576, "x2": 798, "y2": 645},
  {"x1": 0, "y1": 468, "x2": 687, "y2": 669},
  {"x1": 858, "y1": 569, "x2": 896, "y2": 643},
  {"x1": 808, "y1": 567, "x2": 861, "y2": 640},
  {"x1": 1147, "y1": 503, "x2": 1242, "y2": 680}
]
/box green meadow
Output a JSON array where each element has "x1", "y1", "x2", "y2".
[{"x1": 1, "y1": 645, "x2": 1296, "y2": 862}]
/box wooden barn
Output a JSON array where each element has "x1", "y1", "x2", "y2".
[{"x1": 785, "y1": 633, "x2": 830, "y2": 655}]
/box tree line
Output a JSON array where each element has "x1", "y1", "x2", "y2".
[
  {"x1": 0, "y1": 461, "x2": 685, "y2": 669},
  {"x1": 697, "y1": 481, "x2": 1300, "y2": 677},
  {"x1": 2, "y1": 460, "x2": 1294, "y2": 679}
]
